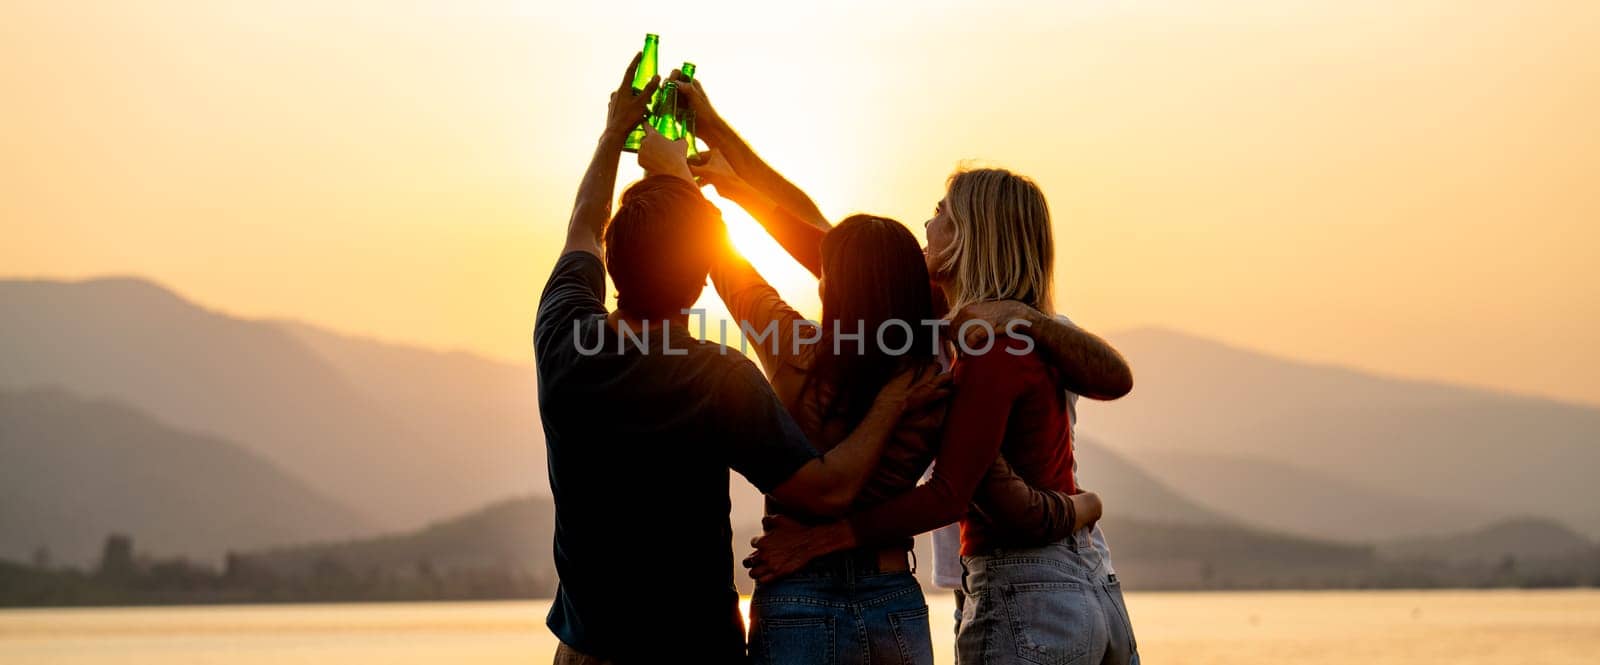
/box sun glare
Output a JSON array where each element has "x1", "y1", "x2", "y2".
[{"x1": 709, "y1": 187, "x2": 822, "y2": 315}]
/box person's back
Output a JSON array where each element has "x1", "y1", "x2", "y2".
[
  {"x1": 710, "y1": 215, "x2": 947, "y2": 528},
  {"x1": 535, "y1": 151, "x2": 830, "y2": 662},
  {"x1": 536, "y1": 260, "x2": 815, "y2": 660}
]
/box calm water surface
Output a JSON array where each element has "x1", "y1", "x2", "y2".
[{"x1": 2, "y1": 589, "x2": 1597, "y2": 664}]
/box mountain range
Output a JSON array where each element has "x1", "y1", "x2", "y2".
[
  {"x1": 1380, "y1": 517, "x2": 1599, "y2": 564},
  {"x1": 0, "y1": 389, "x2": 368, "y2": 565},
  {"x1": 0, "y1": 277, "x2": 545, "y2": 533},
  {"x1": 2, "y1": 276, "x2": 1596, "y2": 581},
  {"x1": 1083, "y1": 328, "x2": 1600, "y2": 538}
]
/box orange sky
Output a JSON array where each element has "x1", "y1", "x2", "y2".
[{"x1": 4, "y1": 0, "x2": 1598, "y2": 406}]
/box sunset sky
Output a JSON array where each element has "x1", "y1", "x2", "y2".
[{"x1": 4, "y1": 0, "x2": 1597, "y2": 406}]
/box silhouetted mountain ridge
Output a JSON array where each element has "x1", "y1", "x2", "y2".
[
  {"x1": 6, "y1": 276, "x2": 1595, "y2": 578},
  {"x1": 1085, "y1": 327, "x2": 1600, "y2": 537},
  {"x1": 1, "y1": 277, "x2": 546, "y2": 531},
  {"x1": 1379, "y1": 517, "x2": 1598, "y2": 564},
  {"x1": 0, "y1": 389, "x2": 370, "y2": 566},
  {"x1": 1131, "y1": 449, "x2": 1486, "y2": 541},
  {"x1": 244, "y1": 494, "x2": 1367, "y2": 593},
  {"x1": 243, "y1": 496, "x2": 555, "y2": 579}
]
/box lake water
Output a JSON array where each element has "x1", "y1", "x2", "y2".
[{"x1": 2, "y1": 589, "x2": 1597, "y2": 664}]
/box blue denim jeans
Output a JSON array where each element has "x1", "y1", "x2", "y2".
[
  {"x1": 957, "y1": 531, "x2": 1139, "y2": 665},
  {"x1": 748, "y1": 550, "x2": 934, "y2": 665}
]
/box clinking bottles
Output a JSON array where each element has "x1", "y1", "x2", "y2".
[{"x1": 620, "y1": 35, "x2": 699, "y2": 158}]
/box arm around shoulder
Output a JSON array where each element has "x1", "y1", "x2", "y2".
[{"x1": 956, "y1": 301, "x2": 1133, "y2": 401}]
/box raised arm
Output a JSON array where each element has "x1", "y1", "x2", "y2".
[
  {"x1": 952, "y1": 301, "x2": 1134, "y2": 401},
  {"x1": 694, "y1": 150, "x2": 826, "y2": 277},
  {"x1": 706, "y1": 234, "x2": 814, "y2": 375},
  {"x1": 565, "y1": 53, "x2": 660, "y2": 258},
  {"x1": 672, "y1": 74, "x2": 829, "y2": 230},
  {"x1": 672, "y1": 73, "x2": 831, "y2": 275}
]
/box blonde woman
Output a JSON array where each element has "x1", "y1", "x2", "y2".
[{"x1": 750, "y1": 168, "x2": 1140, "y2": 665}]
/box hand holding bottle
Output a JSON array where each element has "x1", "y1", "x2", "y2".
[
  {"x1": 637, "y1": 122, "x2": 693, "y2": 184},
  {"x1": 606, "y1": 51, "x2": 660, "y2": 146},
  {"x1": 667, "y1": 71, "x2": 725, "y2": 141}
]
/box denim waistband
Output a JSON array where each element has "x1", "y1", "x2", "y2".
[
  {"x1": 960, "y1": 530, "x2": 1111, "y2": 590},
  {"x1": 788, "y1": 547, "x2": 913, "y2": 581}
]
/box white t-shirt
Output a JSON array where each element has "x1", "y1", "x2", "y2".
[{"x1": 929, "y1": 315, "x2": 1114, "y2": 588}]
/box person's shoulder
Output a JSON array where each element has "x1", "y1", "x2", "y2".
[
  {"x1": 557, "y1": 248, "x2": 603, "y2": 267},
  {"x1": 538, "y1": 251, "x2": 604, "y2": 304},
  {"x1": 544, "y1": 250, "x2": 604, "y2": 295},
  {"x1": 535, "y1": 252, "x2": 606, "y2": 346},
  {"x1": 546, "y1": 249, "x2": 603, "y2": 284},
  {"x1": 533, "y1": 312, "x2": 608, "y2": 387}
]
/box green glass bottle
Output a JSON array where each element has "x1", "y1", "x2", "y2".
[
  {"x1": 650, "y1": 81, "x2": 681, "y2": 141},
  {"x1": 678, "y1": 62, "x2": 700, "y2": 160},
  {"x1": 621, "y1": 33, "x2": 660, "y2": 153}
]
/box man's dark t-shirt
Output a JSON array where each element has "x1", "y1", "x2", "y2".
[{"x1": 533, "y1": 251, "x2": 819, "y2": 663}]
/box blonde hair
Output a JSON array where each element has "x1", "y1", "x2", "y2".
[{"x1": 931, "y1": 167, "x2": 1056, "y2": 316}]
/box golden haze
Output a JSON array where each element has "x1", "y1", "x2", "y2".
[{"x1": 3, "y1": 1, "x2": 1597, "y2": 405}]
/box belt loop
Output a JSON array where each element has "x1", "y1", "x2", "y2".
[
  {"x1": 1068, "y1": 529, "x2": 1080, "y2": 554},
  {"x1": 908, "y1": 547, "x2": 918, "y2": 575}
]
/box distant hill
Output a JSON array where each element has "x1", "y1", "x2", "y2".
[
  {"x1": 1104, "y1": 518, "x2": 1378, "y2": 589},
  {"x1": 242, "y1": 496, "x2": 555, "y2": 580},
  {"x1": 1379, "y1": 517, "x2": 1598, "y2": 564},
  {"x1": 1131, "y1": 450, "x2": 1485, "y2": 541},
  {"x1": 1073, "y1": 438, "x2": 1233, "y2": 526},
  {"x1": 1083, "y1": 328, "x2": 1600, "y2": 537},
  {"x1": 0, "y1": 389, "x2": 370, "y2": 566},
  {"x1": 0, "y1": 277, "x2": 545, "y2": 530},
  {"x1": 275, "y1": 321, "x2": 548, "y2": 497},
  {"x1": 244, "y1": 493, "x2": 1370, "y2": 594},
  {"x1": 9, "y1": 275, "x2": 1596, "y2": 575}
]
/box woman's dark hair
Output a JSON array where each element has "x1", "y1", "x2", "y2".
[{"x1": 805, "y1": 214, "x2": 940, "y2": 427}]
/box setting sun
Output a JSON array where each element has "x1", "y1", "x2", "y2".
[{"x1": 704, "y1": 186, "x2": 824, "y2": 319}]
